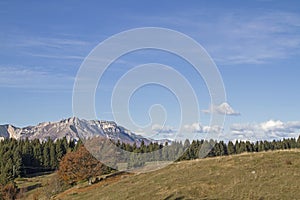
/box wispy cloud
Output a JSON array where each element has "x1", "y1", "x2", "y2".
[
  {"x1": 133, "y1": 10, "x2": 300, "y2": 65},
  {"x1": 0, "y1": 34, "x2": 92, "y2": 62},
  {"x1": 25, "y1": 53, "x2": 85, "y2": 60},
  {"x1": 152, "y1": 124, "x2": 177, "y2": 134},
  {"x1": 0, "y1": 65, "x2": 74, "y2": 90},
  {"x1": 14, "y1": 37, "x2": 90, "y2": 49},
  {"x1": 212, "y1": 11, "x2": 300, "y2": 65}
]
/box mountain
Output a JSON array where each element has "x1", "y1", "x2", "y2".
[{"x1": 0, "y1": 117, "x2": 156, "y2": 144}]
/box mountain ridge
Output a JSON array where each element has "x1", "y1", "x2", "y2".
[{"x1": 0, "y1": 117, "x2": 163, "y2": 144}]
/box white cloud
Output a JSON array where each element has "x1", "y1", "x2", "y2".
[
  {"x1": 182, "y1": 123, "x2": 223, "y2": 134},
  {"x1": 183, "y1": 123, "x2": 202, "y2": 133},
  {"x1": 203, "y1": 125, "x2": 223, "y2": 134},
  {"x1": 261, "y1": 120, "x2": 284, "y2": 132},
  {"x1": 229, "y1": 120, "x2": 300, "y2": 141},
  {"x1": 149, "y1": 120, "x2": 300, "y2": 142},
  {"x1": 151, "y1": 122, "x2": 223, "y2": 135},
  {"x1": 149, "y1": 122, "x2": 224, "y2": 141},
  {"x1": 152, "y1": 124, "x2": 177, "y2": 134},
  {"x1": 202, "y1": 102, "x2": 240, "y2": 116}
]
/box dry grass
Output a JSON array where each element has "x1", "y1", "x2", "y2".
[
  {"x1": 50, "y1": 149, "x2": 300, "y2": 200},
  {"x1": 18, "y1": 149, "x2": 300, "y2": 199},
  {"x1": 16, "y1": 172, "x2": 57, "y2": 200}
]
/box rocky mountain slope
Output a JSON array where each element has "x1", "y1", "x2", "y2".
[{"x1": 0, "y1": 117, "x2": 152, "y2": 144}]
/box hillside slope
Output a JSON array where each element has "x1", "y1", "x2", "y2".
[{"x1": 54, "y1": 149, "x2": 300, "y2": 200}]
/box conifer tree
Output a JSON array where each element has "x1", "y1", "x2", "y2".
[
  {"x1": 227, "y1": 141, "x2": 235, "y2": 155},
  {"x1": 43, "y1": 143, "x2": 50, "y2": 168},
  {"x1": 50, "y1": 143, "x2": 57, "y2": 169}
]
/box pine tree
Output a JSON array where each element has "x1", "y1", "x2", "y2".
[
  {"x1": 61, "y1": 137, "x2": 69, "y2": 153},
  {"x1": 219, "y1": 141, "x2": 227, "y2": 156},
  {"x1": 140, "y1": 140, "x2": 146, "y2": 153},
  {"x1": 55, "y1": 139, "x2": 65, "y2": 162},
  {"x1": 43, "y1": 143, "x2": 50, "y2": 168},
  {"x1": 33, "y1": 141, "x2": 43, "y2": 167},
  {"x1": 50, "y1": 142, "x2": 57, "y2": 169},
  {"x1": 227, "y1": 141, "x2": 235, "y2": 155},
  {"x1": 12, "y1": 149, "x2": 22, "y2": 178},
  {"x1": 183, "y1": 139, "x2": 190, "y2": 150},
  {"x1": 245, "y1": 141, "x2": 253, "y2": 152},
  {"x1": 0, "y1": 157, "x2": 14, "y2": 185},
  {"x1": 258, "y1": 141, "x2": 264, "y2": 152},
  {"x1": 22, "y1": 138, "x2": 33, "y2": 167},
  {"x1": 132, "y1": 142, "x2": 137, "y2": 153}
]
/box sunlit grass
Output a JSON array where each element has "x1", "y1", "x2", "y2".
[{"x1": 49, "y1": 149, "x2": 300, "y2": 200}]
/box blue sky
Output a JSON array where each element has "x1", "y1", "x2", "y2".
[{"x1": 1, "y1": 1, "x2": 300, "y2": 141}]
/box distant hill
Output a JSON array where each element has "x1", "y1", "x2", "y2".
[
  {"x1": 52, "y1": 149, "x2": 300, "y2": 200},
  {"x1": 0, "y1": 117, "x2": 163, "y2": 144}
]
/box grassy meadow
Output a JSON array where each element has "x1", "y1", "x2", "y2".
[{"x1": 17, "y1": 149, "x2": 300, "y2": 200}]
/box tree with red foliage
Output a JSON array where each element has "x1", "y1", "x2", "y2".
[{"x1": 58, "y1": 145, "x2": 109, "y2": 185}]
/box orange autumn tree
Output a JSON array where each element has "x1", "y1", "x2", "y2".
[{"x1": 58, "y1": 145, "x2": 110, "y2": 185}]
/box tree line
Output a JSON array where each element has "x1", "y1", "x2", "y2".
[
  {"x1": 1, "y1": 136, "x2": 300, "y2": 183},
  {"x1": 114, "y1": 136, "x2": 300, "y2": 167},
  {"x1": 0, "y1": 137, "x2": 81, "y2": 186}
]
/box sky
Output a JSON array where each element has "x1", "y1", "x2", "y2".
[{"x1": 1, "y1": 0, "x2": 300, "y2": 141}]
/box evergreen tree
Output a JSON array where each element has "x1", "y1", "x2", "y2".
[
  {"x1": 219, "y1": 141, "x2": 227, "y2": 156},
  {"x1": 33, "y1": 140, "x2": 43, "y2": 167},
  {"x1": 140, "y1": 140, "x2": 146, "y2": 153},
  {"x1": 55, "y1": 139, "x2": 65, "y2": 162},
  {"x1": 183, "y1": 139, "x2": 190, "y2": 150},
  {"x1": 227, "y1": 141, "x2": 235, "y2": 155},
  {"x1": 50, "y1": 142, "x2": 57, "y2": 169},
  {"x1": 258, "y1": 141, "x2": 265, "y2": 152},
  {"x1": 245, "y1": 141, "x2": 254, "y2": 152},
  {"x1": 12, "y1": 148, "x2": 22, "y2": 178},
  {"x1": 43, "y1": 142, "x2": 50, "y2": 168}
]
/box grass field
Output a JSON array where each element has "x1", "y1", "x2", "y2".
[
  {"x1": 18, "y1": 149, "x2": 300, "y2": 200},
  {"x1": 15, "y1": 172, "x2": 57, "y2": 200}
]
